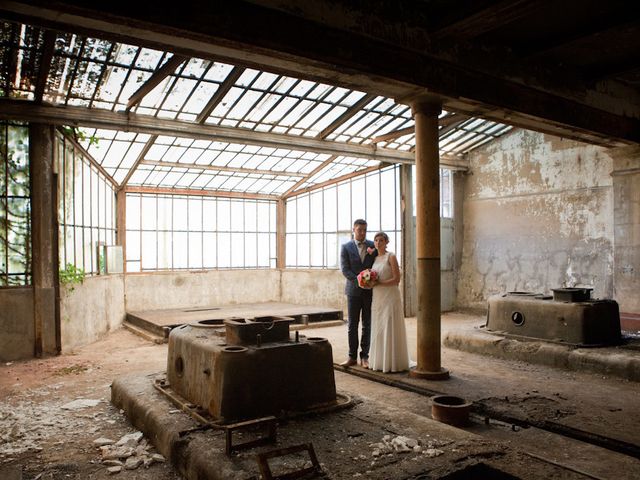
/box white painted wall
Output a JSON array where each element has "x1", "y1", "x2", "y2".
[
  {"x1": 124, "y1": 270, "x2": 281, "y2": 312},
  {"x1": 280, "y1": 269, "x2": 346, "y2": 310}
]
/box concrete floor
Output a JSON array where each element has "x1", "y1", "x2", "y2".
[{"x1": 1, "y1": 310, "x2": 639, "y2": 479}]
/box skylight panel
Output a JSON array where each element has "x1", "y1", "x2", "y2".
[
  {"x1": 290, "y1": 80, "x2": 315, "y2": 97},
  {"x1": 204, "y1": 62, "x2": 235, "y2": 82},
  {"x1": 252, "y1": 71, "x2": 279, "y2": 90},
  {"x1": 262, "y1": 96, "x2": 299, "y2": 125},
  {"x1": 246, "y1": 93, "x2": 282, "y2": 122},
  {"x1": 175, "y1": 172, "x2": 199, "y2": 187},
  {"x1": 191, "y1": 173, "x2": 213, "y2": 188},
  {"x1": 228, "y1": 89, "x2": 263, "y2": 120},
  {"x1": 236, "y1": 68, "x2": 260, "y2": 87},
  {"x1": 119, "y1": 143, "x2": 145, "y2": 169},
  {"x1": 182, "y1": 82, "x2": 219, "y2": 114},
  {"x1": 306, "y1": 84, "x2": 333, "y2": 100},
  {"x1": 161, "y1": 77, "x2": 197, "y2": 113},
  {"x1": 164, "y1": 146, "x2": 188, "y2": 162},
  {"x1": 135, "y1": 48, "x2": 165, "y2": 69},
  {"x1": 294, "y1": 102, "x2": 332, "y2": 130},
  {"x1": 146, "y1": 144, "x2": 168, "y2": 161}
]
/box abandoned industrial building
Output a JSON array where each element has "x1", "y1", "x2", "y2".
[{"x1": 1, "y1": 1, "x2": 639, "y2": 479}]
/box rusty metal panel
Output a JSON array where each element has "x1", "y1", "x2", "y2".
[{"x1": 486, "y1": 292, "x2": 621, "y2": 346}]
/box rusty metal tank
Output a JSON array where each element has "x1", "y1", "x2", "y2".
[
  {"x1": 486, "y1": 289, "x2": 621, "y2": 346},
  {"x1": 166, "y1": 315, "x2": 337, "y2": 423}
]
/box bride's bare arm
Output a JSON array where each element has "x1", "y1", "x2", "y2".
[{"x1": 379, "y1": 254, "x2": 401, "y2": 286}]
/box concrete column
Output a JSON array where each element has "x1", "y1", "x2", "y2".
[
  {"x1": 409, "y1": 97, "x2": 449, "y2": 380},
  {"x1": 400, "y1": 164, "x2": 417, "y2": 316},
  {"x1": 452, "y1": 170, "x2": 465, "y2": 309},
  {"x1": 116, "y1": 189, "x2": 127, "y2": 272},
  {"x1": 276, "y1": 199, "x2": 286, "y2": 269},
  {"x1": 30, "y1": 123, "x2": 59, "y2": 356}
]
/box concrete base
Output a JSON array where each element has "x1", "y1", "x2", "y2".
[
  {"x1": 444, "y1": 324, "x2": 640, "y2": 382},
  {"x1": 410, "y1": 367, "x2": 450, "y2": 380},
  {"x1": 112, "y1": 371, "x2": 597, "y2": 480}
]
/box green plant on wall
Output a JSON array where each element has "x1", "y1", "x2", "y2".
[
  {"x1": 60, "y1": 126, "x2": 99, "y2": 147},
  {"x1": 59, "y1": 263, "x2": 85, "y2": 291}
]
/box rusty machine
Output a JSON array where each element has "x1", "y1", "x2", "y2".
[
  {"x1": 164, "y1": 315, "x2": 337, "y2": 422},
  {"x1": 486, "y1": 288, "x2": 621, "y2": 346}
]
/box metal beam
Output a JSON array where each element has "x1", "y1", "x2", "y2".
[
  {"x1": 124, "y1": 185, "x2": 278, "y2": 201},
  {"x1": 0, "y1": 100, "x2": 416, "y2": 163},
  {"x1": 126, "y1": 54, "x2": 188, "y2": 111},
  {"x1": 283, "y1": 163, "x2": 388, "y2": 199},
  {"x1": 139, "y1": 159, "x2": 306, "y2": 178},
  {"x1": 281, "y1": 154, "x2": 337, "y2": 197},
  {"x1": 196, "y1": 65, "x2": 244, "y2": 124},
  {"x1": 34, "y1": 29, "x2": 56, "y2": 102},
  {"x1": 56, "y1": 127, "x2": 119, "y2": 188},
  {"x1": 371, "y1": 126, "x2": 414, "y2": 144},
  {"x1": 317, "y1": 93, "x2": 376, "y2": 139},
  {"x1": 119, "y1": 135, "x2": 157, "y2": 189}
]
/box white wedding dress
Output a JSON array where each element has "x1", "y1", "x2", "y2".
[{"x1": 369, "y1": 252, "x2": 410, "y2": 372}]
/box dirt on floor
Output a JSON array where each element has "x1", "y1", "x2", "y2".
[{"x1": 0, "y1": 312, "x2": 639, "y2": 479}]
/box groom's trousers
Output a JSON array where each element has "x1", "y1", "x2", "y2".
[{"x1": 346, "y1": 292, "x2": 372, "y2": 360}]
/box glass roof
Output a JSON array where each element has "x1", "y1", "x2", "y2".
[{"x1": 0, "y1": 21, "x2": 512, "y2": 196}]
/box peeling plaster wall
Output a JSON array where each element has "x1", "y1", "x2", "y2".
[
  {"x1": 60, "y1": 275, "x2": 125, "y2": 352},
  {"x1": 0, "y1": 288, "x2": 34, "y2": 361},
  {"x1": 611, "y1": 145, "x2": 640, "y2": 314},
  {"x1": 124, "y1": 270, "x2": 281, "y2": 312},
  {"x1": 458, "y1": 130, "x2": 614, "y2": 309}
]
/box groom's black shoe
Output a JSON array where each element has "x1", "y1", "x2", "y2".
[{"x1": 340, "y1": 358, "x2": 357, "y2": 367}]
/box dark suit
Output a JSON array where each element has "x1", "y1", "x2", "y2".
[{"x1": 340, "y1": 239, "x2": 377, "y2": 360}]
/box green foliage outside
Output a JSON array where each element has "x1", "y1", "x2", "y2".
[
  {"x1": 60, "y1": 126, "x2": 99, "y2": 147},
  {"x1": 59, "y1": 263, "x2": 85, "y2": 291}
]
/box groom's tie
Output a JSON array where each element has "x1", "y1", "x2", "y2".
[{"x1": 357, "y1": 241, "x2": 366, "y2": 262}]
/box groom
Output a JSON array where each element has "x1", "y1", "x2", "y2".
[{"x1": 339, "y1": 219, "x2": 377, "y2": 368}]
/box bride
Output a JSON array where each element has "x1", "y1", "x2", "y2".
[{"x1": 368, "y1": 232, "x2": 410, "y2": 372}]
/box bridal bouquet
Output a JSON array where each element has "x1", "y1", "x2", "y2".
[{"x1": 357, "y1": 269, "x2": 378, "y2": 289}]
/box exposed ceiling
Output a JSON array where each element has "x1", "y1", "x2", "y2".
[{"x1": 1, "y1": 0, "x2": 640, "y2": 198}]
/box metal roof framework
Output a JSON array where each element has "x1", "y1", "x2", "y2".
[{"x1": 0, "y1": 22, "x2": 513, "y2": 198}]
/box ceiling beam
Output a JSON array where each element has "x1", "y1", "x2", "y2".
[
  {"x1": 196, "y1": 65, "x2": 244, "y2": 124},
  {"x1": 316, "y1": 93, "x2": 377, "y2": 139},
  {"x1": 283, "y1": 163, "x2": 388, "y2": 199},
  {"x1": 431, "y1": 0, "x2": 545, "y2": 41},
  {"x1": 126, "y1": 54, "x2": 188, "y2": 111},
  {"x1": 124, "y1": 185, "x2": 278, "y2": 201},
  {"x1": 119, "y1": 134, "x2": 157, "y2": 190},
  {"x1": 371, "y1": 126, "x2": 413, "y2": 144},
  {"x1": 2, "y1": 1, "x2": 638, "y2": 145},
  {"x1": 0, "y1": 100, "x2": 416, "y2": 163},
  {"x1": 437, "y1": 118, "x2": 470, "y2": 139},
  {"x1": 281, "y1": 154, "x2": 337, "y2": 197},
  {"x1": 56, "y1": 127, "x2": 119, "y2": 188},
  {"x1": 139, "y1": 159, "x2": 306, "y2": 177},
  {"x1": 370, "y1": 114, "x2": 468, "y2": 144},
  {"x1": 34, "y1": 29, "x2": 56, "y2": 102}
]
